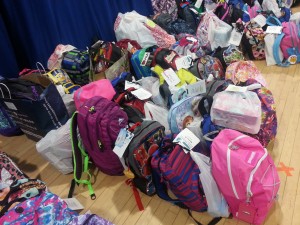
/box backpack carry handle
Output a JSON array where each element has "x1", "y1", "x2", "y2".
[
  {"x1": 69, "y1": 112, "x2": 96, "y2": 200},
  {"x1": 0, "y1": 83, "x2": 11, "y2": 99},
  {"x1": 198, "y1": 95, "x2": 213, "y2": 117}
]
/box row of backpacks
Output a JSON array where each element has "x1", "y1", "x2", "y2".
[{"x1": 0, "y1": 1, "x2": 284, "y2": 224}]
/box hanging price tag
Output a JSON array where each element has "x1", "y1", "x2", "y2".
[
  {"x1": 113, "y1": 129, "x2": 134, "y2": 158},
  {"x1": 186, "y1": 80, "x2": 206, "y2": 96},
  {"x1": 162, "y1": 68, "x2": 181, "y2": 86},
  {"x1": 173, "y1": 128, "x2": 200, "y2": 153},
  {"x1": 229, "y1": 29, "x2": 243, "y2": 46}
]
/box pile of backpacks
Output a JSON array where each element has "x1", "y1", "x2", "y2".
[{"x1": 0, "y1": 0, "x2": 293, "y2": 224}]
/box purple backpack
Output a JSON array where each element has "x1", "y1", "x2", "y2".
[
  {"x1": 76, "y1": 96, "x2": 128, "y2": 174},
  {"x1": 69, "y1": 96, "x2": 128, "y2": 199}
]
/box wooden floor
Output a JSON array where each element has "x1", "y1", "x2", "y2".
[{"x1": 2, "y1": 8, "x2": 300, "y2": 225}]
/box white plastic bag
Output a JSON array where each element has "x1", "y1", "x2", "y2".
[
  {"x1": 47, "y1": 44, "x2": 76, "y2": 70},
  {"x1": 115, "y1": 11, "x2": 157, "y2": 48},
  {"x1": 190, "y1": 151, "x2": 230, "y2": 217},
  {"x1": 211, "y1": 90, "x2": 262, "y2": 134},
  {"x1": 264, "y1": 34, "x2": 283, "y2": 66},
  {"x1": 208, "y1": 18, "x2": 232, "y2": 50},
  {"x1": 36, "y1": 119, "x2": 73, "y2": 174},
  {"x1": 144, "y1": 102, "x2": 170, "y2": 134}
]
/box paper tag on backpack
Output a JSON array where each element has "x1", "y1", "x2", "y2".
[
  {"x1": 175, "y1": 56, "x2": 193, "y2": 70},
  {"x1": 186, "y1": 80, "x2": 206, "y2": 96},
  {"x1": 131, "y1": 88, "x2": 152, "y2": 100},
  {"x1": 225, "y1": 84, "x2": 247, "y2": 92},
  {"x1": 140, "y1": 52, "x2": 151, "y2": 66},
  {"x1": 63, "y1": 198, "x2": 84, "y2": 211},
  {"x1": 162, "y1": 68, "x2": 181, "y2": 86},
  {"x1": 173, "y1": 128, "x2": 200, "y2": 153},
  {"x1": 113, "y1": 128, "x2": 134, "y2": 158},
  {"x1": 229, "y1": 29, "x2": 243, "y2": 46},
  {"x1": 124, "y1": 80, "x2": 141, "y2": 90},
  {"x1": 252, "y1": 14, "x2": 267, "y2": 27},
  {"x1": 265, "y1": 26, "x2": 283, "y2": 34}
]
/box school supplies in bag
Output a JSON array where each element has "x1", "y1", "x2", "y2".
[
  {"x1": 125, "y1": 120, "x2": 165, "y2": 196},
  {"x1": 74, "y1": 79, "x2": 116, "y2": 110},
  {"x1": 211, "y1": 89, "x2": 262, "y2": 134},
  {"x1": 36, "y1": 119, "x2": 73, "y2": 175},
  {"x1": 61, "y1": 49, "x2": 91, "y2": 85},
  {"x1": 211, "y1": 129, "x2": 280, "y2": 225},
  {"x1": 0, "y1": 74, "x2": 69, "y2": 141},
  {"x1": 273, "y1": 21, "x2": 300, "y2": 66}
]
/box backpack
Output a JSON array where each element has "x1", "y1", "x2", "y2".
[
  {"x1": 188, "y1": 55, "x2": 224, "y2": 80},
  {"x1": 151, "y1": 137, "x2": 208, "y2": 212},
  {"x1": 0, "y1": 102, "x2": 23, "y2": 137},
  {"x1": 211, "y1": 129, "x2": 280, "y2": 225},
  {"x1": 130, "y1": 46, "x2": 157, "y2": 79},
  {"x1": 242, "y1": 21, "x2": 266, "y2": 60},
  {"x1": 212, "y1": 45, "x2": 244, "y2": 69},
  {"x1": 273, "y1": 21, "x2": 300, "y2": 66},
  {"x1": 246, "y1": 80, "x2": 278, "y2": 148},
  {"x1": 76, "y1": 96, "x2": 128, "y2": 175},
  {"x1": 225, "y1": 60, "x2": 267, "y2": 87},
  {"x1": 69, "y1": 97, "x2": 128, "y2": 199},
  {"x1": 124, "y1": 120, "x2": 165, "y2": 196},
  {"x1": 61, "y1": 49, "x2": 91, "y2": 85},
  {"x1": 168, "y1": 95, "x2": 202, "y2": 134},
  {"x1": 176, "y1": 0, "x2": 200, "y2": 31},
  {"x1": 151, "y1": 0, "x2": 178, "y2": 20},
  {"x1": 0, "y1": 151, "x2": 27, "y2": 186}
]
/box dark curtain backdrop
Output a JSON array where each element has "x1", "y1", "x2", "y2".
[{"x1": 0, "y1": 0, "x2": 153, "y2": 78}]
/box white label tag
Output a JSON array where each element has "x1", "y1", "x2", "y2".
[
  {"x1": 140, "y1": 52, "x2": 150, "y2": 66},
  {"x1": 265, "y1": 26, "x2": 283, "y2": 34},
  {"x1": 4, "y1": 102, "x2": 17, "y2": 110},
  {"x1": 229, "y1": 29, "x2": 243, "y2": 46},
  {"x1": 186, "y1": 36, "x2": 198, "y2": 42},
  {"x1": 252, "y1": 14, "x2": 267, "y2": 27},
  {"x1": 225, "y1": 84, "x2": 247, "y2": 92},
  {"x1": 162, "y1": 68, "x2": 181, "y2": 86},
  {"x1": 173, "y1": 128, "x2": 200, "y2": 152},
  {"x1": 113, "y1": 129, "x2": 134, "y2": 158},
  {"x1": 63, "y1": 198, "x2": 84, "y2": 211},
  {"x1": 187, "y1": 80, "x2": 206, "y2": 97},
  {"x1": 131, "y1": 88, "x2": 152, "y2": 100},
  {"x1": 124, "y1": 80, "x2": 141, "y2": 90},
  {"x1": 164, "y1": 51, "x2": 177, "y2": 64},
  {"x1": 175, "y1": 56, "x2": 193, "y2": 70}
]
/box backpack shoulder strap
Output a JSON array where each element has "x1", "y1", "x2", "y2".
[
  {"x1": 273, "y1": 32, "x2": 290, "y2": 67},
  {"x1": 68, "y1": 112, "x2": 96, "y2": 200}
]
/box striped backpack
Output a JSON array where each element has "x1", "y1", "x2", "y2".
[{"x1": 151, "y1": 136, "x2": 208, "y2": 212}]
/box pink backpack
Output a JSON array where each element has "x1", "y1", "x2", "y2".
[
  {"x1": 211, "y1": 129, "x2": 280, "y2": 225},
  {"x1": 74, "y1": 79, "x2": 116, "y2": 110}
]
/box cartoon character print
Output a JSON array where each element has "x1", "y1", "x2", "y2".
[
  {"x1": 197, "y1": 56, "x2": 224, "y2": 80},
  {"x1": 133, "y1": 129, "x2": 165, "y2": 178}
]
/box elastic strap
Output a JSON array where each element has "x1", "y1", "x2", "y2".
[{"x1": 69, "y1": 112, "x2": 96, "y2": 200}]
